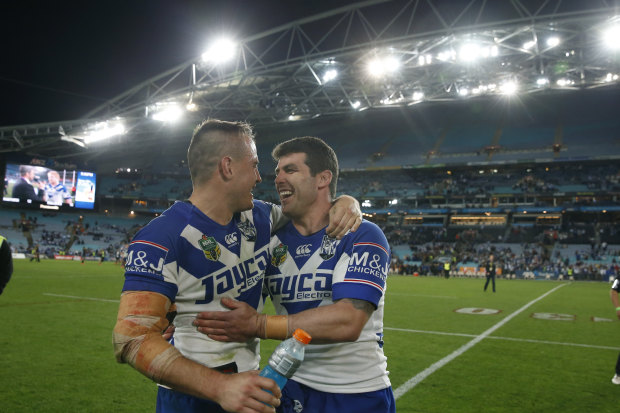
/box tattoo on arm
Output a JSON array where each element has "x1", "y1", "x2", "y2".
[{"x1": 340, "y1": 298, "x2": 375, "y2": 316}]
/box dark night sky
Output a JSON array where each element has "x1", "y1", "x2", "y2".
[{"x1": 0, "y1": 0, "x2": 365, "y2": 127}]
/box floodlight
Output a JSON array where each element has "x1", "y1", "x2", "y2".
[
  {"x1": 186, "y1": 102, "x2": 198, "y2": 111},
  {"x1": 367, "y1": 56, "x2": 400, "y2": 77},
  {"x1": 603, "y1": 25, "x2": 620, "y2": 50},
  {"x1": 458, "y1": 88, "x2": 469, "y2": 97},
  {"x1": 82, "y1": 119, "x2": 126, "y2": 144},
  {"x1": 605, "y1": 73, "x2": 619, "y2": 82},
  {"x1": 523, "y1": 40, "x2": 536, "y2": 50},
  {"x1": 412, "y1": 91, "x2": 424, "y2": 101},
  {"x1": 201, "y1": 38, "x2": 236, "y2": 64},
  {"x1": 500, "y1": 81, "x2": 518, "y2": 95},
  {"x1": 362, "y1": 200, "x2": 372, "y2": 208},
  {"x1": 351, "y1": 100, "x2": 361, "y2": 109},
  {"x1": 536, "y1": 77, "x2": 549, "y2": 87},
  {"x1": 459, "y1": 43, "x2": 481, "y2": 62},
  {"x1": 151, "y1": 103, "x2": 183, "y2": 122},
  {"x1": 546, "y1": 37, "x2": 560, "y2": 48},
  {"x1": 322, "y1": 69, "x2": 338, "y2": 83}
]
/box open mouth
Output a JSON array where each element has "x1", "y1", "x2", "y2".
[{"x1": 279, "y1": 190, "x2": 293, "y2": 200}]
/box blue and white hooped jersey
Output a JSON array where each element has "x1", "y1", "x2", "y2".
[
  {"x1": 122, "y1": 200, "x2": 283, "y2": 372},
  {"x1": 266, "y1": 220, "x2": 392, "y2": 393},
  {"x1": 44, "y1": 183, "x2": 71, "y2": 205}
]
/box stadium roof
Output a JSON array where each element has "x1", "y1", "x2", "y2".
[{"x1": 1, "y1": 0, "x2": 619, "y2": 160}]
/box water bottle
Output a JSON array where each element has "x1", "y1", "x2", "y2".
[{"x1": 259, "y1": 328, "x2": 312, "y2": 391}]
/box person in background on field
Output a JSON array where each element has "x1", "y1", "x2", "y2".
[
  {"x1": 112, "y1": 120, "x2": 362, "y2": 413},
  {"x1": 0, "y1": 234, "x2": 13, "y2": 295},
  {"x1": 443, "y1": 259, "x2": 451, "y2": 279},
  {"x1": 30, "y1": 244, "x2": 40, "y2": 263},
  {"x1": 194, "y1": 136, "x2": 395, "y2": 413},
  {"x1": 610, "y1": 275, "x2": 620, "y2": 384},
  {"x1": 484, "y1": 254, "x2": 496, "y2": 292},
  {"x1": 99, "y1": 249, "x2": 105, "y2": 265}
]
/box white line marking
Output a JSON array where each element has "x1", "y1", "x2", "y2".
[
  {"x1": 385, "y1": 327, "x2": 620, "y2": 351},
  {"x1": 388, "y1": 292, "x2": 457, "y2": 299},
  {"x1": 393, "y1": 283, "x2": 568, "y2": 400},
  {"x1": 43, "y1": 293, "x2": 119, "y2": 303}
]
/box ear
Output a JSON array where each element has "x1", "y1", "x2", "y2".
[
  {"x1": 317, "y1": 170, "x2": 332, "y2": 190},
  {"x1": 218, "y1": 156, "x2": 234, "y2": 181}
]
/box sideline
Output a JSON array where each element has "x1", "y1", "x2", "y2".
[{"x1": 393, "y1": 282, "x2": 569, "y2": 399}]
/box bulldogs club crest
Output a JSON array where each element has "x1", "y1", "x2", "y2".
[
  {"x1": 237, "y1": 219, "x2": 257, "y2": 242},
  {"x1": 271, "y1": 243, "x2": 288, "y2": 267},
  {"x1": 199, "y1": 235, "x2": 221, "y2": 261},
  {"x1": 319, "y1": 235, "x2": 337, "y2": 260}
]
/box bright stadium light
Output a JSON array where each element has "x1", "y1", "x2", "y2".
[
  {"x1": 201, "y1": 37, "x2": 237, "y2": 64},
  {"x1": 322, "y1": 69, "x2": 338, "y2": 83},
  {"x1": 351, "y1": 100, "x2": 361, "y2": 109},
  {"x1": 500, "y1": 80, "x2": 518, "y2": 95},
  {"x1": 412, "y1": 91, "x2": 424, "y2": 101},
  {"x1": 150, "y1": 102, "x2": 183, "y2": 122},
  {"x1": 603, "y1": 24, "x2": 620, "y2": 50},
  {"x1": 546, "y1": 36, "x2": 560, "y2": 48},
  {"x1": 81, "y1": 118, "x2": 126, "y2": 144},
  {"x1": 523, "y1": 40, "x2": 537, "y2": 50},
  {"x1": 537, "y1": 77, "x2": 550, "y2": 86},
  {"x1": 367, "y1": 56, "x2": 400, "y2": 77}
]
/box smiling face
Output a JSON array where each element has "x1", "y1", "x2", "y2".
[{"x1": 274, "y1": 152, "x2": 322, "y2": 219}]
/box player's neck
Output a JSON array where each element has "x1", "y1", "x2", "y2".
[
  {"x1": 188, "y1": 187, "x2": 234, "y2": 226},
  {"x1": 291, "y1": 199, "x2": 331, "y2": 236}
]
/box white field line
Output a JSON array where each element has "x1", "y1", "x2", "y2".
[
  {"x1": 385, "y1": 327, "x2": 620, "y2": 351},
  {"x1": 43, "y1": 293, "x2": 120, "y2": 303},
  {"x1": 388, "y1": 292, "x2": 457, "y2": 299},
  {"x1": 393, "y1": 283, "x2": 568, "y2": 400}
]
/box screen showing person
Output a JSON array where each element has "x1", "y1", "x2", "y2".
[
  {"x1": 44, "y1": 170, "x2": 73, "y2": 206},
  {"x1": 7, "y1": 165, "x2": 45, "y2": 203},
  {"x1": 2, "y1": 162, "x2": 96, "y2": 210}
]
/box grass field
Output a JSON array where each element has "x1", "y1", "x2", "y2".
[{"x1": 1, "y1": 259, "x2": 619, "y2": 412}]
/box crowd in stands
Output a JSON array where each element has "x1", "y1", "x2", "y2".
[{"x1": 383, "y1": 222, "x2": 620, "y2": 281}]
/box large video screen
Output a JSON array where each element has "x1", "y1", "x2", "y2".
[{"x1": 3, "y1": 163, "x2": 97, "y2": 210}]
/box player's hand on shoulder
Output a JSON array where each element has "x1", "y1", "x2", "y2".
[{"x1": 326, "y1": 195, "x2": 362, "y2": 239}]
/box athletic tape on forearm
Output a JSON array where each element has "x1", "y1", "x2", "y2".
[
  {"x1": 264, "y1": 315, "x2": 289, "y2": 340},
  {"x1": 113, "y1": 291, "x2": 182, "y2": 382}
]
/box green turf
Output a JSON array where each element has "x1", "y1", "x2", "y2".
[{"x1": 1, "y1": 261, "x2": 619, "y2": 412}]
